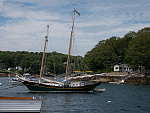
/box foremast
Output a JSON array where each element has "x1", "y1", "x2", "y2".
[
  {"x1": 65, "y1": 8, "x2": 80, "y2": 81},
  {"x1": 39, "y1": 25, "x2": 49, "y2": 83}
]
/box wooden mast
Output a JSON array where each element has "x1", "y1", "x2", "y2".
[
  {"x1": 39, "y1": 25, "x2": 49, "y2": 83},
  {"x1": 65, "y1": 8, "x2": 80, "y2": 81},
  {"x1": 65, "y1": 31, "x2": 73, "y2": 80}
]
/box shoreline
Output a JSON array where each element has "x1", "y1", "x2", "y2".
[{"x1": 0, "y1": 72, "x2": 149, "y2": 85}]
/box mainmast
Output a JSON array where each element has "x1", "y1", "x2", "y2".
[
  {"x1": 65, "y1": 8, "x2": 80, "y2": 81},
  {"x1": 39, "y1": 25, "x2": 49, "y2": 83}
]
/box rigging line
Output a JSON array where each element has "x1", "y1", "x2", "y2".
[
  {"x1": 72, "y1": 16, "x2": 79, "y2": 56},
  {"x1": 14, "y1": 13, "x2": 69, "y2": 68},
  {"x1": 26, "y1": 12, "x2": 71, "y2": 52},
  {"x1": 28, "y1": 52, "x2": 42, "y2": 74},
  {"x1": 16, "y1": 27, "x2": 46, "y2": 73},
  {"x1": 13, "y1": 37, "x2": 44, "y2": 74},
  {"x1": 71, "y1": 21, "x2": 75, "y2": 72},
  {"x1": 43, "y1": 27, "x2": 49, "y2": 72},
  {"x1": 72, "y1": 16, "x2": 81, "y2": 72},
  {"x1": 28, "y1": 26, "x2": 49, "y2": 73},
  {"x1": 33, "y1": 37, "x2": 45, "y2": 52},
  {"x1": 48, "y1": 13, "x2": 70, "y2": 26},
  {"x1": 52, "y1": 51, "x2": 56, "y2": 75},
  {"x1": 27, "y1": 27, "x2": 47, "y2": 52},
  {"x1": 28, "y1": 39, "x2": 45, "y2": 74},
  {"x1": 44, "y1": 40, "x2": 48, "y2": 69},
  {"x1": 28, "y1": 26, "x2": 49, "y2": 74},
  {"x1": 11, "y1": 27, "x2": 46, "y2": 72},
  {"x1": 72, "y1": 14, "x2": 79, "y2": 71},
  {"x1": 48, "y1": 28, "x2": 56, "y2": 75},
  {"x1": 71, "y1": 12, "x2": 79, "y2": 56},
  {"x1": 73, "y1": 36, "x2": 79, "y2": 56}
]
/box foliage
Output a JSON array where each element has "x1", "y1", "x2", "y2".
[
  {"x1": 0, "y1": 51, "x2": 83, "y2": 75},
  {"x1": 84, "y1": 34, "x2": 133, "y2": 72},
  {"x1": 125, "y1": 28, "x2": 150, "y2": 73},
  {"x1": 84, "y1": 27, "x2": 150, "y2": 74}
]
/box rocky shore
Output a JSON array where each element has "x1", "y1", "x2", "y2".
[
  {"x1": 0, "y1": 73, "x2": 15, "y2": 77},
  {"x1": 70, "y1": 72, "x2": 150, "y2": 85},
  {"x1": 91, "y1": 75, "x2": 150, "y2": 85}
]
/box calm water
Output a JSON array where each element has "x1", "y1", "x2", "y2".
[{"x1": 0, "y1": 77, "x2": 150, "y2": 113}]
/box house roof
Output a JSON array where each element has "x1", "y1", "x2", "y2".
[{"x1": 114, "y1": 64, "x2": 131, "y2": 68}]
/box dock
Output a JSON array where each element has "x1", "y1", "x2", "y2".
[{"x1": 0, "y1": 96, "x2": 42, "y2": 113}]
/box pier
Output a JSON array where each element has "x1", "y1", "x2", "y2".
[{"x1": 0, "y1": 96, "x2": 42, "y2": 113}]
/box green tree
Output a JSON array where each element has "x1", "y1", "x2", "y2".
[
  {"x1": 125, "y1": 31, "x2": 150, "y2": 74},
  {"x1": 84, "y1": 31, "x2": 135, "y2": 73}
]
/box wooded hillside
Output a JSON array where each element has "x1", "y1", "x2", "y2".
[
  {"x1": 84, "y1": 27, "x2": 150, "y2": 74},
  {"x1": 0, "y1": 51, "x2": 83, "y2": 74}
]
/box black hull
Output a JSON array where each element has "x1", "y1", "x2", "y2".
[{"x1": 22, "y1": 81, "x2": 101, "y2": 92}]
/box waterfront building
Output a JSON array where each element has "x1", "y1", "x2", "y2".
[{"x1": 114, "y1": 64, "x2": 132, "y2": 72}]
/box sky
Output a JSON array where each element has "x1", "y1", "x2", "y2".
[{"x1": 0, "y1": 0, "x2": 150, "y2": 56}]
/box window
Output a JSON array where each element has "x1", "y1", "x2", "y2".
[{"x1": 81, "y1": 83, "x2": 84, "y2": 86}]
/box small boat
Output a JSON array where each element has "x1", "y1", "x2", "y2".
[
  {"x1": 9, "y1": 77, "x2": 23, "y2": 85},
  {"x1": 118, "y1": 80, "x2": 126, "y2": 84},
  {"x1": 0, "y1": 96, "x2": 42, "y2": 113},
  {"x1": 109, "y1": 80, "x2": 126, "y2": 84},
  {"x1": 8, "y1": 74, "x2": 36, "y2": 85},
  {"x1": 52, "y1": 77, "x2": 57, "y2": 80},
  {"x1": 109, "y1": 82, "x2": 120, "y2": 84},
  {"x1": 23, "y1": 73, "x2": 31, "y2": 76},
  {"x1": 94, "y1": 88, "x2": 106, "y2": 93},
  {"x1": 0, "y1": 83, "x2": 2, "y2": 86}
]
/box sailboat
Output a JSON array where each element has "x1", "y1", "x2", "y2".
[{"x1": 18, "y1": 9, "x2": 101, "y2": 92}]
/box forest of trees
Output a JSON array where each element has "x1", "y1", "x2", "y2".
[
  {"x1": 0, "y1": 27, "x2": 150, "y2": 75},
  {"x1": 0, "y1": 51, "x2": 83, "y2": 75},
  {"x1": 84, "y1": 27, "x2": 150, "y2": 75}
]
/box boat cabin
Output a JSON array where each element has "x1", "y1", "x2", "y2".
[{"x1": 69, "y1": 81, "x2": 85, "y2": 87}]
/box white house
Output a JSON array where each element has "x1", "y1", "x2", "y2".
[
  {"x1": 114, "y1": 64, "x2": 132, "y2": 72},
  {"x1": 8, "y1": 67, "x2": 14, "y2": 71},
  {"x1": 16, "y1": 66, "x2": 22, "y2": 70}
]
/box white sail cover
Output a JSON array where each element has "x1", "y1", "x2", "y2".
[{"x1": 41, "y1": 77, "x2": 62, "y2": 84}]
